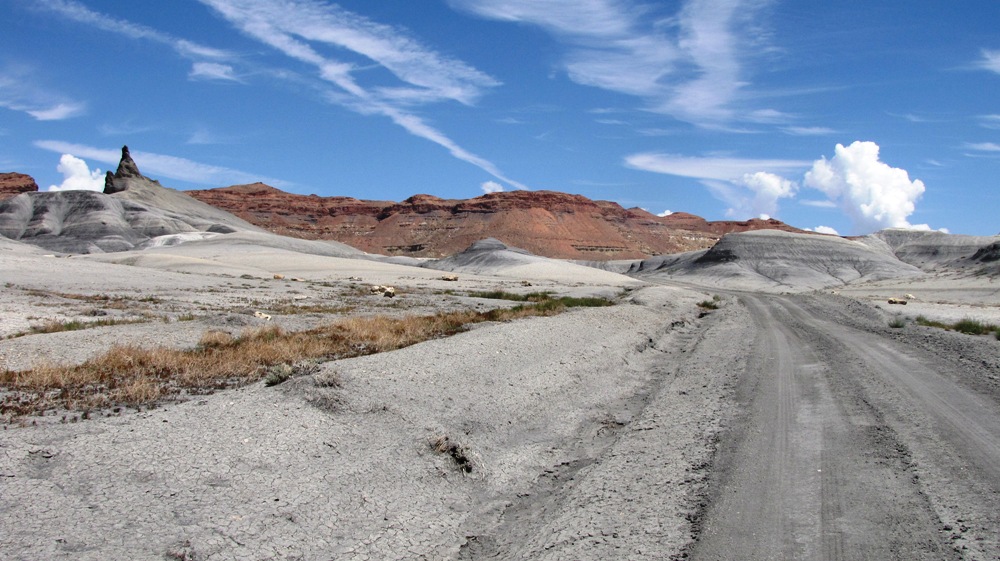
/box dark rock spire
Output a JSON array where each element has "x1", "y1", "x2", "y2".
[{"x1": 104, "y1": 145, "x2": 141, "y2": 194}]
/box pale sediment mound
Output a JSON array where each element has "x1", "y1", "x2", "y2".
[
  {"x1": 0, "y1": 146, "x2": 261, "y2": 254},
  {"x1": 425, "y1": 238, "x2": 642, "y2": 286},
  {"x1": 631, "y1": 229, "x2": 924, "y2": 292}
]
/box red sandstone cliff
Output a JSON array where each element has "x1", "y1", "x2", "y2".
[
  {"x1": 0, "y1": 173, "x2": 39, "y2": 201},
  {"x1": 186, "y1": 183, "x2": 804, "y2": 260}
]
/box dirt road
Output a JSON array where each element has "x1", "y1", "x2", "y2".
[{"x1": 690, "y1": 294, "x2": 1000, "y2": 560}]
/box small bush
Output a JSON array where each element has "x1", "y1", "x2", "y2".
[
  {"x1": 431, "y1": 435, "x2": 473, "y2": 473},
  {"x1": 469, "y1": 290, "x2": 552, "y2": 302},
  {"x1": 915, "y1": 315, "x2": 999, "y2": 336},
  {"x1": 888, "y1": 317, "x2": 905, "y2": 329},
  {"x1": 697, "y1": 300, "x2": 719, "y2": 310},
  {"x1": 914, "y1": 316, "x2": 949, "y2": 329},
  {"x1": 952, "y1": 319, "x2": 996, "y2": 335}
]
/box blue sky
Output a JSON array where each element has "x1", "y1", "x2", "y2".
[{"x1": 2, "y1": 0, "x2": 999, "y2": 236}]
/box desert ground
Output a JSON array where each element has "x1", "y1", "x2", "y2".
[{"x1": 2, "y1": 227, "x2": 1000, "y2": 560}]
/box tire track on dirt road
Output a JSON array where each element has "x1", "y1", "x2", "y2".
[{"x1": 691, "y1": 294, "x2": 959, "y2": 561}]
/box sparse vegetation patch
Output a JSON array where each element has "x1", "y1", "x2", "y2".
[
  {"x1": 1, "y1": 298, "x2": 613, "y2": 421},
  {"x1": 7, "y1": 316, "x2": 149, "y2": 339},
  {"x1": 915, "y1": 315, "x2": 999, "y2": 337}
]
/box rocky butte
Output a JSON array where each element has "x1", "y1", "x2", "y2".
[
  {"x1": 186, "y1": 183, "x2": 803, "y2": 260},
  {"x1": 0, "y1": 173, "x2": 39, "y2": 202}
]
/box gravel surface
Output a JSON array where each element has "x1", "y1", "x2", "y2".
[
  {"x1": 3, "y1": 236, "x2": 1000, "y2": 560},
  {"x1": 0, "y1": 285, "x2": 734, "y2": 560},
  {"x1": 690, "y1": 293, "x2": 1000, "y2": 561}
]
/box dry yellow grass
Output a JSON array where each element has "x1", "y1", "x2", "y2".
[{"x1": 0, "y1": 300, "x2": 596, "y2": 420}]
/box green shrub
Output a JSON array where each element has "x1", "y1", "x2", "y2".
[
  {"x1": 915, "y1": 315, "x2": 999, "y2": 336},
  {"x1": 915, "y1": 316, "x2": 949, "y2": 329},
  {"x1": 697, "y1": 300, "x2": 719, "y2": 310},
  {"x1": 888, "y1": 317, "x2": 905, "y2": 328},
  {"x1": 953, "y1": 319, "x2": 996, "y2": 335}
]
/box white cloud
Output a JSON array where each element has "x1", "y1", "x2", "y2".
[
  {"x1": 978, "y1": 49, "x2": 1000, "y2": 74},
  {"x1": 701, "y1": 171, "x2": 796, "y2": 219},
  {"x1": 782, "y1": 126, "x2": 836, "y2": 136},
  {"x1": 624, "y1": 153, "x2": 810, "y2": 181},
  {"x1": 481, "y1": 181, "x2": 504, "y2": 194},
  {"x1": 189, "y1": 62, "x2": 240, "y2": 82},
  {"x1": 626, "y1": 152, "x2": 808, "y2": 219},
  {"x1": 0, "y1": 67, "x2": 86, "y2": 121},
  {"x1": 199, "y1": 0, "x2": 527, "y2": 189},
  {"x1": 37, "y1": 0, "x2": 231, "y2": 62},
  {"x1": 811, "y1": 225, "x2": 839, "y2": 236},
  {"x1": 799, "y1": 199, "x2": 837, "y2": 208},
  {"x1": 964, "y1": 142, "x2": 1000, "y2": 152},
  {"x1": 26, "y1": 101, "x2": 86, "y2": 121},
  {"x1": 34, "y1": 140, "x2": 291, "y2": 188},
  {"x1": 47, "y1": 154, "x2": 104, "y2": 192},
  {"x1": 804, "y1": 141, "x2": 930, "y2": 234},
  {"x1": 657, "y1": 209, "x2": 673, "y2": 217},
  {"x1": 979, "y1": 114, "x2": 1000, "y2": 130},
  {"x1": 451, "y1": 0, "x2": 774, "y2": 127},
  {"x1": 202, "y1": 0, "x2": 497, "y2": 105}
]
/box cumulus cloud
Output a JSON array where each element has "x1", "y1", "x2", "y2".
[
  {"x1": 810, "y1": 225, "x2": 839, "y2": 236},
  {"x1": 481, "y1": 181, "x2": 504, "y2": 194},
  {"x1": 804, "y1": 141, "x2": 929, "y2": 233},
  {"x1": 47, "y1": 154, "x2": 104, "y2": 192},
  {"x1": 657, "y1": 210, "x2": 673, "y2": 217}
]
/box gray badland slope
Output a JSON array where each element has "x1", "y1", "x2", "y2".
[
  {"x1": 0, "y1": 146, "x2": 262, "y2": 254},
  {"x1": 424, "y1": 238, "x2": 642, "y2": 286},
  {"x1": 864, "y1": 228, "x2": 1000, "y2": 275},
  {"x1": 425, "y1": 238, "x2": 541, "y2": 272},
  {"x1": 630, "y1": 229, "x2": 924, "y2": 291}
]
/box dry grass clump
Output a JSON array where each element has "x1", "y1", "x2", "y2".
[
  {"x1": 6, "y1": 316, "x2": 149, "y2": 339},
  {"x1": 1, "y1": 300, "x2": 602, "y2": 420}
]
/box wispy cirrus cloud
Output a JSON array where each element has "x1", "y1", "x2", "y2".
[
  {"x1": 197, "y1": 0, "x2": 527, "y2": 189},
  {"x1": 977, "y1": 49, "x2": 1000, "y2": 74},
  {"x1": 451, "y1": 0, "x2": 777, "y2": 127},
  {"x1": 189, "y1": 62, "x2": 241, "y2": 82},
  {"x1": 35, "y1": 0, "x2": 232, "y2": 62},
  {"x1": 625, "y1": 151, "x2": 810, "y2": 219},
  {"x1": 624, "y1": 152, "x2": 810, "y2": 181},
  {"x1": 0, "y1": 65, "x2": 86, "y2": 121},
  {"x1": 781, "y1": 126, "x2": 837, "y2": 136},
  {"x1": 978, "y1": 114, "x2": 1000, "y2": 130},
  {"x1": 34, "y1": 140, "x2": 291, "y2": 187},
  {"x1": 964, "y1": 141, "x2": 1000, "y2": 152}
]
